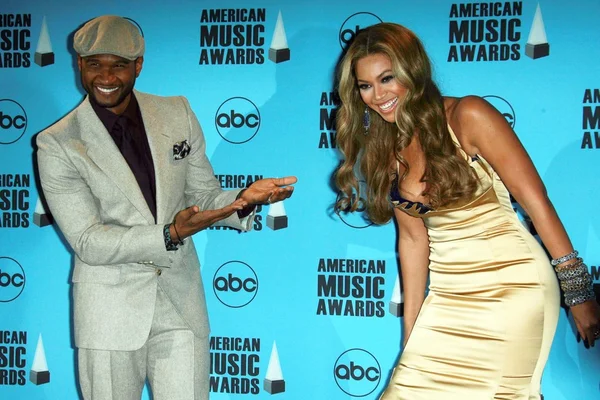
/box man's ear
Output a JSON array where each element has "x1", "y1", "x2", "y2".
[
  {"x1": 135, "y1": 56, "x2": 144, "y2": 77},
  {"x1": 77, "y1": 55, "x2": 83, "y2": 72}
]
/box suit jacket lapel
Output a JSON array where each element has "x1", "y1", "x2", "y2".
[
  {"x1": 78, "y1": 96, "x2": 155, "y2": 224},
  {"x1": 135, "y1": 90, "x2": 172, "y2": 224}
]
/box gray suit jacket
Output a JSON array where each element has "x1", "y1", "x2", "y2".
[{"x1": 37, "y1": 90, "x2": 252, "y2": 351}]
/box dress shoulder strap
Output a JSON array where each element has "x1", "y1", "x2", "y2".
[
  {"x1": 446, "y1": 124, "x2": 492, "y2": 177},
  {"x1": 447, "y1": 124, "x2": 466, "y2": 155}
]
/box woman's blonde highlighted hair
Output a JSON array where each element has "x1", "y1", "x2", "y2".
[{"x1": 334, "y1": 23, "x2": 478, "y2": 224}]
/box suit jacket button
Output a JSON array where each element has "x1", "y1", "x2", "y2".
[{"x1": 156, "y1": 269, "x2": 162, "y2": 276}]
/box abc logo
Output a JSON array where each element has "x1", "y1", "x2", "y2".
[
  {"x1": 213, "y1": 261, "x2": 258, "y2": 308},
  {"x1": 334, "y1": 348, "x2": 381, "y2": 397},
  {"x1": 215, "y1": 97, "x2": 261, "y2": 144},
  {"x1": 483, "y1": 95, "x2": 516, "y2": 128},
  {"x1": 339, "y1": 12, "x2": 383, "y2": 49},
  {"x1": 0, "y1": 99, "x2": 27, "y2": 145},
  {"x1": 0, "y1": 257, "x2": 26, "y2": 302},
  {"x1": 335, "y1": 180, "x2": 373, "y2": 229}
]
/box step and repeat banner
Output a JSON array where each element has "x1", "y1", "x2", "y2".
[{"x1": 1, "y1": 0, "x2": 600, "y2": 399}]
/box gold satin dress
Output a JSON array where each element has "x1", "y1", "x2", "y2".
[{"x1": 381, "y1": 131, "x2": 560, "y2": 400}]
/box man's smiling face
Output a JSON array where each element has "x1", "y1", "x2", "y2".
[{"x1": 78, "y1": 54, "x2": 143, "y2": 115}]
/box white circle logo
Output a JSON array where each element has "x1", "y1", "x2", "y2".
[
  {"x1": 215, "y1": 97, "x2": 261, "y2": 144},
  {"x1": 0, "y1": 257, "x2": 26, "y2": 302},
  {"x1": 339, "y1": 12, "x2": 383, "y2": 49},
  {"x1": 213, "y1": 261, "x2": 258, "y2": 308},
  {"x1": 0, "y1": 99, "x2": 27, "y2": 145},
  {"x1": 334, "y1": 348, "x2": 381, "y2": 397},
  {"x1": 483, "y1": 95, "x2": 516, "y2": 128}
]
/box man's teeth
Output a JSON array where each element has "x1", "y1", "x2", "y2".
[
  {"x1": 97, "y1": 87, "x2": 118, "y2": 94},
  {"x1": 380, "y1": 97, "x2": 398, "y2": 111}
]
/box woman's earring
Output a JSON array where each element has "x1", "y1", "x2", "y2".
[{"x1": 363, "y1": 108, "x2": 370, "y2": 135}]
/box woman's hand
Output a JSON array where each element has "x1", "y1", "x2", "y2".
[{"x1": 571, "y1": 299, "x2": 600, "y2": 347}]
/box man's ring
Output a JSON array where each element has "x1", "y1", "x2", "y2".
[{"x1": 594, "y1": 328, "x2": 600, "y2": 338}]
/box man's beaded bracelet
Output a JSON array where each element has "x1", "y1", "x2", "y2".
[{"x1": 163, "y1": 224, "x2": 181, "y2": 251}]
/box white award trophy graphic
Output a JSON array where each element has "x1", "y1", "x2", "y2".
[
  {"x1": 268, "y1": 11, "x2": 290, "y2": 63},
  {"x1": 525, "y1": 3, "x2": 549, "y2": 59},
  {"x1": 389, "y1": 275, "x2": 404, "y2": 317},
  {"x1": 35, "y1": 16, "x2": 55, "y2": 67},
  {"x1": 263, "y1": 341, "x2": 285, "y2": 394},
  {"x1": 34, "y1": 197, "x2": 52, "y2": 227},
  {"x1": 267, "y1": 200, "x2": 288, "y2": 230},
  {"x1": 29, "y1": 334, "x2": 50, "y2": 385}
]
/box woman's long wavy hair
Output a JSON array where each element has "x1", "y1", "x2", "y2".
[{"x1": 334, "y1": 23, "x2": 478, "y2": 224}]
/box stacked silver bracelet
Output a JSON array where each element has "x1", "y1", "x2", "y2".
[
  {"x1": 552, "y1": 253, "x2": 595, "y2": 307},
  {"x1": 551, "y1": 250, "x2": 578, "y2": 266}
]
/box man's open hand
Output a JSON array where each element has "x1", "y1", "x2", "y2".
[{"x1": 241, "y1": 176, "x2": 297, "y2": 205}]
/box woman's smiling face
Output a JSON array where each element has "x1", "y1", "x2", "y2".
[{"x1": 355, "y1": 53, "x2": 407, "y2": 124}]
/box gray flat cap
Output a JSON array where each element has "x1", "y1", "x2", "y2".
[{"x1": 74, "y1": 15, "x2": 144, "y2": 60}]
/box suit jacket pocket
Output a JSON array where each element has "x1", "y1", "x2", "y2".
[{"x1": 72, "y1": 264, "x2": 122, "y2": 285}]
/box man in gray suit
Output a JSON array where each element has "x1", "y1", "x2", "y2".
[{"x1": 36, "y1": 15, "x2": 296, "y2": 400}]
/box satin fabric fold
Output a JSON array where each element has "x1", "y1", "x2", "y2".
[{"x1": 382, "y1": 129, "x2": 560, "y2": 399}]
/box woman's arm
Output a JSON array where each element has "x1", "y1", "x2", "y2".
[
  {"x1": 452, "y1": 95, "x2": 600, "y2": 345},
  {"x1": 394, "y1": 207, "x2": 430, "y2": 347}
]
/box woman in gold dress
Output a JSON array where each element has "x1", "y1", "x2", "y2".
[{"x1": 334, "y1": 23, "x2": 600, "y2": 399}]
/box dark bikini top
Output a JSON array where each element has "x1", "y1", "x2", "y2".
[{"x1": 389, "y1": 172, "x2": 433, "y2": 215}]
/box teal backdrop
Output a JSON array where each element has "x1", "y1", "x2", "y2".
[{"x1": 1, "y1": 0, "x2": 600, "y2": 399}]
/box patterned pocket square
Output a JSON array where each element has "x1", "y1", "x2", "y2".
[{"x1": 173, "y1": 140, "x2": 191, "y2": 160}]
